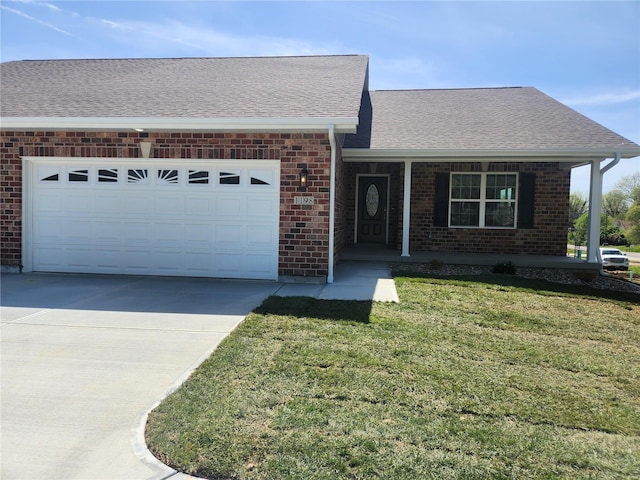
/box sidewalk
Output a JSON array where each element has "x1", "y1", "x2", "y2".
[{"x1": 274, "y1": 261, "x2": 399, "y2": 303}]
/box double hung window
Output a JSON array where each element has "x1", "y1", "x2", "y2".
[{"x1": 450, "y1": 173, "x2": 517, "y2": 228}]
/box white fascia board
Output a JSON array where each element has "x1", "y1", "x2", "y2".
[
  {"x1": 342, "y1": 147, "x2": 640, "y2": 162},
  {"x1": 0, "y1": 117, "x2": 359, "y2": 133}
]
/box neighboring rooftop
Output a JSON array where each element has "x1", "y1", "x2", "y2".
[
  {"x1": 0, "y1": 55, "x2": 369, "y2": 120},
  {"x1": 344, "y1": 87, "x2": 639, "y2": 152}
]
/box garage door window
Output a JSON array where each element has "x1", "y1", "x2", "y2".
[
  {"x1": 158, "y1": 169, "x2": 179, "y2": 184},
  {"x1": 250, "y1": 169, "x2": 273, "y2": 186},
  {"x1": 219, "y1": 171, "x2": 240, "y2": 185},
  {"x1": 36, "y1": 166, "x2": 276, "y2": 188},
  {"x1": 68, "y1": 169, "x2": 89, "y2": 182},
  {"x1": 188, "y1": 170, "x2": 209, "y2": 184},
  {"x1": 98, "y1": 169, "x2": 118, "y2": 183},
  {"x1": 128, "y1": 169, "x2": 149, "y2": 184},
  {"x1": 39, "y1": 166, "x2": 59, "y2": 182}
]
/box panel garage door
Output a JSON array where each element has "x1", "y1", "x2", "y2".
[{"x1": 28, "y1": 159, "x2": 280, "y2": 280}]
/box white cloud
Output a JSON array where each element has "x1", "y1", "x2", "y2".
[
  {"x1": 0, "y1": 4, "x2": 73, "y2": 36},
  {"x1": 88, "y1": 17, "x2": 337, "y2": 57},
  {"x1": 562, "y1": 90, "x2": 640, "y2": 107},
  {"x1": 8, "y1": 0, "x2": 61, "y2": 12}
]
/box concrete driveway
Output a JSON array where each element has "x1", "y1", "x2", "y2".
[{"x1": 1, "y1": 273, "x2": 281, "y2": 480}]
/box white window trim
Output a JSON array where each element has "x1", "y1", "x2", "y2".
[{"x1": 449, "y1": 172, "x2": 519, "y2": 229}]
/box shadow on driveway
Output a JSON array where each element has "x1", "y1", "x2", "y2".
[{"x1": 1, "y1": 272, "x2": 281, "y2": 315}]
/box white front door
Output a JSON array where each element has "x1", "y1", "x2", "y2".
[{"x1": 25, "y1": 158, "x2": 280, "y2": 280}]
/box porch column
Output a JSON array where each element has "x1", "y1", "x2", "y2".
[
  {"x1": 402, "y1": 160, "x2": 412, "y2": 257},
  {"x1": 586, "y1": 154, "x2": 621, "y2": 264},
  {"x1": 586, "y1": 160, "x2": 602, "y2": 263}
]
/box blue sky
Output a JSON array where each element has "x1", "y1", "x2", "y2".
[{"x1": 2, "y1": 0, "x2": 639, "y2": 195}]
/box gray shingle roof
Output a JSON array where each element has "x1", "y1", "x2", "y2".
[
  {"x1": 344, "y1": 87, "x2": 638, "y2": 151},
  {"x1": 1, "y1": 55, "x2": 368, "y2": 119}
]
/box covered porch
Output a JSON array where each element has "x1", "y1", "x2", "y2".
[{"x1": 338, "y1": 154, "x2": 636, "y2": 275}]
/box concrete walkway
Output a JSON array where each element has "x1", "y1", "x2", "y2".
[
  {"x1": 274, "y1": 261, "x2": 399, "y2": 303},
  {"x1": 0, "y1": 264, "x2": 398, "y2": 480}
]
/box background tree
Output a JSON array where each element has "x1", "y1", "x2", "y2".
[
  {"x1": 569, "y1": 192, "x2": 588, "y2": 227},
  {"x1": 569, "y1": 212, "x2": 627, "y2": 247},
  {"x1": 626, "y1": 204, "x2": 640, "y2": 245},
  {"x1": 602, "y1": 190, "x2": 629, "y2": 220},
  {"x1": 569, "y1": 212, "x2": 589, "y2": 247},
  {"x1": 624, "y1": 181, "x2": 640, "y2": 245},
  {"x1": 601, "y1": 189, "x2": 628, "y2": 239},
  {"x1": 614, "y1": 172, "x2": 640, "y2": 202}
]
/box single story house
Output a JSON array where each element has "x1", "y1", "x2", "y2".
[{"x1": 1, "y1": 55, "x2": 638, "y2": 282}]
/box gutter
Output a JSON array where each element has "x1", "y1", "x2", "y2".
[
  {"x1": 328, "y1": 124, "x2": 336, "y2": 284},
  {"x1": 0, "y1": 116, "x2": 359, "y2": 133},
  {"x1": 342, "y1": 147, "x2": 640, "y2": 161}
]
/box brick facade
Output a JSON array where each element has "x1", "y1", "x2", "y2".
[
  {"x1": 0, "y1": 130, "x2": 332, "y2": 278},
  {"x1": 333, "y1": 143, "x2": 348, "y2": 261},
  {"x1": 278, "y1": 134, "x2": 332, "y2": 278},
  {"x1": 0, "y1": 137, "x2": 21, "y2": 267},
  {"x1": 0, "y1": 129, "x2": 573, "y2": 277},
  {"x1": 407, "y1": 162, "x2": 570, "y2": 255},
  {"x1": 343, "y1": 161, "x2": 570, "y2": 256}
]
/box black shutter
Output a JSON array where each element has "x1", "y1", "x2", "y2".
[
  {"x1": 434, "y1": 173, "x2": 450, "y2": 227},
  {"x1": 518, "y1": 173, "x2": 535, "y2": 229}
]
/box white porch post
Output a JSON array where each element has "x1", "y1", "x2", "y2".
[
  {"x1": 401, "y1": 160, "x2": 412, "y2": 257},
  {"x1": 586, "y1": 154, "x2": 622, "y2": 264},
  {"x1": 586, "y1": 160, "x2": 602, "y2": 263}
]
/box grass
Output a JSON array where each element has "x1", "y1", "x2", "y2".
[{"x1": 146, "y1": 273, "x2": 640, "y2": 479}]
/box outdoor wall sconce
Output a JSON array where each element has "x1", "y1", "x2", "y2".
[{"x1": 299, "y1": 166, "x2": 308, "y2": 190}]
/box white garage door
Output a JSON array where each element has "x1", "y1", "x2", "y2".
[{"x1": 27, "y1": 159, "x2": 280, "y2": 280}]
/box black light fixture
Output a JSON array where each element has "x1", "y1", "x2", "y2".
[{"x1": 299, "y1": 166, "x2": 308, "y2": 190}]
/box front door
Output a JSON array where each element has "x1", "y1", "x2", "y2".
[{"x1": 357, "y1": 176, "x2": 388, "y2": 244}]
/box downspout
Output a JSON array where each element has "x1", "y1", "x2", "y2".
[
  {"x1": 601, "y1": 152, "x2": 621, "y2": 175},
  {"x1": 328, "y1": 124, "x2": 336, "y2": 284},
  {"x1": 586, "y1": 152, "x2": 620, "y2": 269}
]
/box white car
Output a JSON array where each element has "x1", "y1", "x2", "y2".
[{"x1": 599, "y1": 248, "x2": 629, "y2": 271}]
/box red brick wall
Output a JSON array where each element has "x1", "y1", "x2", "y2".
[
  {"x1": 278, "y1": 134, "x2": 332, "y2": 278},
  {"x1": 408, "y1": 162, "x2": 570, "y2": 255},
  {"x1": 0, "y1": 137, "x2": 21, "y2": 267},
  {"x1": 333, "y1": 142, "x2": 347, "y2": 261},
  {"x1": 0, "y1": 131, "x2": 332, "y2": 278},
  {"x1": 344, "y1": 161, "x2": 570, "y2": 256}
]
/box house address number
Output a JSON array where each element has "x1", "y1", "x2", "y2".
[{"x1": 294, "y1": 196, "x2": 314, "y2": 205}]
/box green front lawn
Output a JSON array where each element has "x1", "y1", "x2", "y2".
[{"x1": 146, "y1": 274, "x2": 640, "y2": 479}]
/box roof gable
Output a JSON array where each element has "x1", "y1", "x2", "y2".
[
  {"x1": 344, "y1": 87, "x2": 638, "y2": 153},
  {"x1": 1, "y1": 55, "x2": 368, "y2": 122}
]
